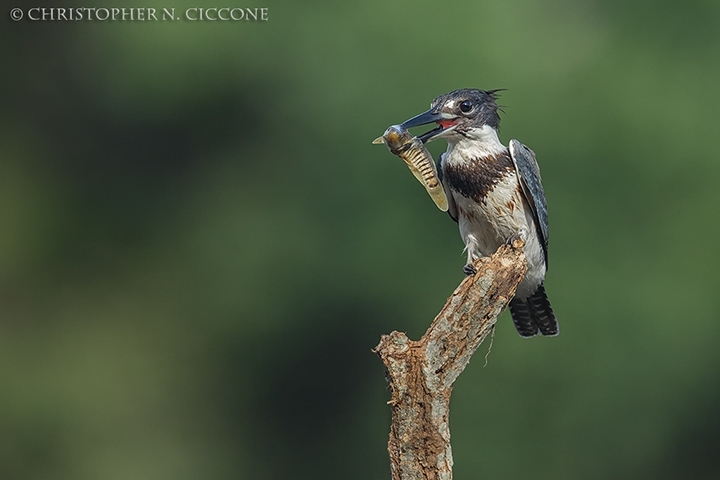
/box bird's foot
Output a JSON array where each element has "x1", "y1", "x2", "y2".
[
  {"x1": 463, "y1": 263, "x2": 477, "y2": 276},
  {"x1": 504, "y1": 233, "x2": 523, "y2": 249}
]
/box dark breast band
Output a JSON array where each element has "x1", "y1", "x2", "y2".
[{"x1": 443, "y1": 151, "x2": 514, "y2": 202}]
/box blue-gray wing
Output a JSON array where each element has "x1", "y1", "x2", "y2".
[
  {"x1": 509, "y1": 139, "x2": 549, "y2": 265},
  {"x1": 437, "y1": 152, "x2": 458, "y2": 223}
]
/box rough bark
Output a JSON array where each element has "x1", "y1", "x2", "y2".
[{"x1": 374, "y1": 240, "x2": 527, "y2": 480}]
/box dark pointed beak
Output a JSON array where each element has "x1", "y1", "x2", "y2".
[
  {"x1": 400, "y1": 109, "x2": 456, "y2": 143},
  {"x1": 400, "y1": 109, "x2": 443, "y2": 129}
]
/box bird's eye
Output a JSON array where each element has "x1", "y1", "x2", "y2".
[{"x1": 459, "y1": 100, "x2": 473, "y2": 113}]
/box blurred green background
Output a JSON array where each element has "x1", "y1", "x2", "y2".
[{"x1": 2, "y1": 0, "x2": 720, "y2": 478}]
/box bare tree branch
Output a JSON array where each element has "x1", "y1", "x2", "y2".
[{"x1": 374, "y1": 240, "x2": 527, "y2": 480}]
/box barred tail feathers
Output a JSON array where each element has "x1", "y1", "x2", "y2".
[{"x1": 509, "y1": 284, "x2": 558, "y2": 337}]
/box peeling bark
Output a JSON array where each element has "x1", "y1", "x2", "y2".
[{"x1": 374, "y1": 241, "x2": 527, "y2": 480}]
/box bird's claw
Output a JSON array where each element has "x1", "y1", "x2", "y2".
[
  {"x1": 504, "y1": 233, "x2": 520, "y2": 246},
  {"x1": 504, "y1": 233, "x2": 523, "y2": 249},
  {"x1": 463, "y1": 263, "x2": 477, "y2": 275}
]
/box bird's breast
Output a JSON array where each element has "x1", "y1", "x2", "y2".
[
  {"x1": 442, "y1": 151, "x2": 515, "y2": 203},
  {"x1": 444, "y1": 150, "x2": 534, "y2": 256},
  {"x1": 453, "y1": 171, "x2": 527, "y2": 240}
]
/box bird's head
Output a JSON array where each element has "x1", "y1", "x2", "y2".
[{"x1": 401, "y1": 88, "x2": 503, "y2": 144}]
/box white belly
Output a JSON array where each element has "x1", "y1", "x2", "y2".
[{"x1": 453, "y1": 173, "x2": 546, "y2": 299}]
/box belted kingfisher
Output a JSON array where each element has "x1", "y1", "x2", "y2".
[{"x1": 400, "y1": 89, "x2": 558, "y2": 337}]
